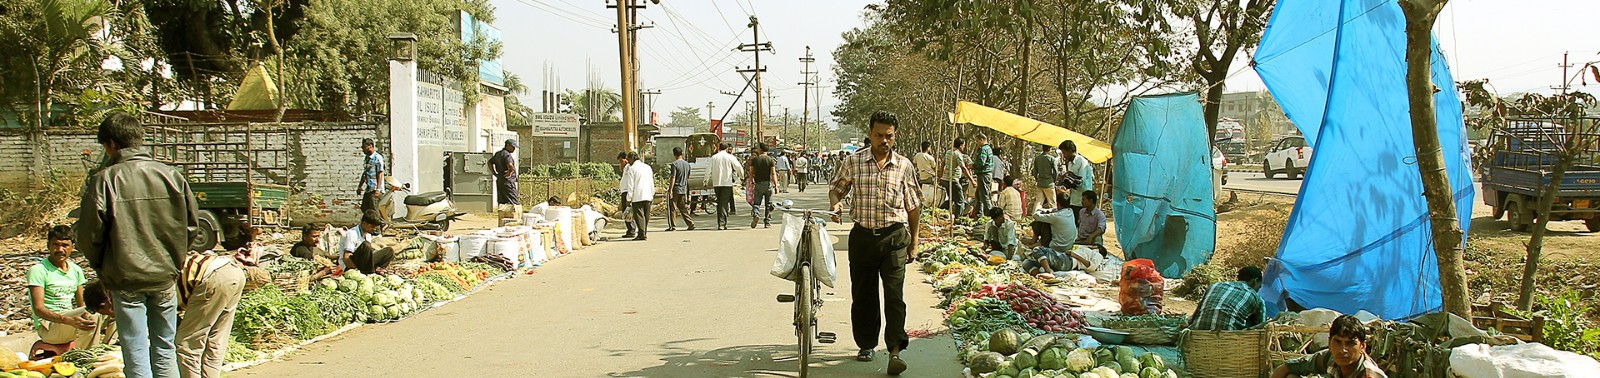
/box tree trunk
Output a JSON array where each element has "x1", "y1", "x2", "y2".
[
  {"x1": 1203, "y1": 73, "x2": 1227, "y2": 143},
  {"x1": 1399, "y1": 0, "x2": 1470, "y2": 319},
  {"x1": 1517, "y1": 153, "x2": 1574, "y2": 309}
]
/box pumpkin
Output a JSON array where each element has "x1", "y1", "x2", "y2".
[{"x1": 50, "y1": 363, "x2": 74, "y2": 377}]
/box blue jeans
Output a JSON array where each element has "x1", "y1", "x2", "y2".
[
  {"x1": 113, "y1": 284, "x2": 180, "y2": 378},
  {"x1": 750, "y1": 181, "x2": 773, "y2": 223},
  {"x1": 943, "y1": 180, "x2": 967, "y2": 217},
  {"x1": 973, "y1": 175, "x2": 993, "y2": 216}
]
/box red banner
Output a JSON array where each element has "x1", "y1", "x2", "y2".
[{"x1": 710, "y1": 120, "x2": 723, "y2": 138}]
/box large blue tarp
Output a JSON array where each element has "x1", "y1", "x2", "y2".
[
  {"x1": 1112, "y1": 92, "x2": 1215, "y2": 279},
  {"x1": 1253, "y1": 0, "x2": 1475, "y2": 320}
]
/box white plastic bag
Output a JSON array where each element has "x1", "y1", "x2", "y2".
[
  {"x1": 771, "y1": 213, "x2": 840, "y2": 287},
  {"x1": 1451, "y1": 343, "x2": 1600, "y2": 378}
]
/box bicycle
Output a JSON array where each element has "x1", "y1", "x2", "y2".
[{"x1": 772, "y1": 200, "x2": 839, "y2": 377}]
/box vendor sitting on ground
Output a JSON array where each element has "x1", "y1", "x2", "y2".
[
  {"x1": 289, "y1": 224, "x2": 339, "y2": 278},
  {"x1": 1271, "y1": 314, "x2": 1387, "y2": 378},
  {"x1": 1024, "y1": 200, "x2": 1100, "y2": 275},
  {"x1": 1075, "y1": 190, "x2": 1106, "y2": 246},
  {"x1": 982, "y1": 207, "x2": 1018, "y2": 260},
  {"x1": 342, "y1": 210, "x2": 395, "y2": 274},
  {"x1": 1187, "y1": 266, "x2": 1266, "y2": 331},
  {"x1": 27, "y1": 226, "x2": 110, "y2": 351}
]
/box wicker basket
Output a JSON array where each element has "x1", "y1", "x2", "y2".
[
  {"x1": 272, "y1": 270, "x2": 311, "y2": 293},
  {"x1": 1266, "y1": 323, "x2": 1329, "y2": 369},
  {"x1": 1179, "y1": 328, "x2": 1267, "y2": 378},
  {"x1": 1122, "y1": 325, "x2": 1179, "y2": 345}
]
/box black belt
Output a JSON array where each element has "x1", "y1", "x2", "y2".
[{"x1": 856, "y1": 223, "x2": 905, "y2": 237}]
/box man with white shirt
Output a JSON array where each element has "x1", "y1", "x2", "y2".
[
  {"x1": 792, "y1": 153, "x2": 811, "y2": 192},
  {"x1": 1057, "y1": 140, "x2": 1095, "y2": 212},
  {"x1": 341, "y1": 211, "x2": 391, "y2": 274},
  {"x1": 618, "y1": 151, "x2": 638, "y2": 238},
  {"x1": 707, "y1": 143, "x2": 743, "y2": 230},
  {"x1": 621, "y1": 150, "x2": 656, "y2": 241},
  {"x1": 774, "y1": 151, "x2": 792, "y2": 193}
]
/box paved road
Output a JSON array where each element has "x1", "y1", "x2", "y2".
[
  {"x1": 1222, "y1": 171, "x2": 1304, "y2": 195},
  {"x1": 234, "y1": 187, "x2": 962, "y2": 377}
]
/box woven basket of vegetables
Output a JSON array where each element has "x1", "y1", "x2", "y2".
[
  {"x1": 1100, "y1": 314, "x2": 1186, "y2": 346},
  {"x1": 271, "y1": 270, "x2": 311, "y2": 294},
  {"x1": 1178, "y1": 327, "x2": 1266, "y2": 378}
]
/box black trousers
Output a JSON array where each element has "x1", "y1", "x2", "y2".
[
  {"x1": 629, "y1": 200, "x2": 652, "y2": 238},
  {"x1": 849, "y1": 223, "x2": 911, "y2": 352},
  {"x1": 714, "y1": 186, "x2": 734, "y2": 227},
  {"x1": 360, "y1": 190, "x2": 378, "y2": 214},
  {"x1": 796, "y1": 173, "x2": 810, "y2": 192}
]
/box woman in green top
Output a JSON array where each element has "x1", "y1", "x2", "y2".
[{"x1": 27, "y1": 226, "x2": 97, "y2": 345}]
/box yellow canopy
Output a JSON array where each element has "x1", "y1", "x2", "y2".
[{"x1": 952, "y1": 101, "x2": 1113, "y2": 163}]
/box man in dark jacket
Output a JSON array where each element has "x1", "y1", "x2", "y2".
[{"x1": 76, "y1": 112, "x2": 200, "y2": 378}]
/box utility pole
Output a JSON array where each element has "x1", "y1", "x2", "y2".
[
  {"x1": 641, "y1": 89, "x2": 661, "y2": 123},
  {"x1": 737, "y1": 16, "x2": 772, "y2": 145},
  {"x1": 783, "y1": 107, "x2": 790, "y2": 146},
  {"x1": 706, "y1": 101, "x2": 715, "y2": 131},
  {"x1": 609, "y1": 0, "x2": 637, "y2": 150},
  {"x1": 799, "y1": 46, "x2": 815, "y2": 150}
]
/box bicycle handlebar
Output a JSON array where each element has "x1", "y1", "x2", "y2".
[{"x1": 772, "y1": 202, "x2": 841, "y2": 219}]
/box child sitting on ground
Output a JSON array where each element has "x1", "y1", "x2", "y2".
[{"x1": 983, "y1": 207, "x2": 1018, "y2": 260}]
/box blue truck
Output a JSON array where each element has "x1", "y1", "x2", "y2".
[{"x1": 1481, "y1": 119, "x2": 1600, "y2": 232}]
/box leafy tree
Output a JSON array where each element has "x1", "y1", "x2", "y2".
[
  {"x1": 1460, "y1": 79, "x2": 1600, "y2": 311},
  {"x1": 0, "y1": 0, "x2": 113, "y2": 131},
  {"x1": 665, "y1": 106, "x2": 705, "y2": 132},
  {"x1": 1171, "y1": 0, "x2": 1276, "y2": 141}
]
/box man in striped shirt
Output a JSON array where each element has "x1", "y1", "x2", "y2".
[
  {"x1": 829, "y1": 111, "x2": 922, "y2": 375},
  {"x1": 175, "y1": 246, "x2": 266, "y2": 378},
  {"x1": 1187, "y1": 266, "x2": 1266, "y2": 331}
]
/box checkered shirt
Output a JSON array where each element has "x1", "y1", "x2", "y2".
[
  {"x1": 830, "y1": 149, "x2": 921, "y2": 229},
  {"x1": 1188, "y1": 280, "x2": 1266, "y2": 331}
]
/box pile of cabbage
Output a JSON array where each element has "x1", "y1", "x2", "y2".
[
  {"x1": 318, "y1": 270, "x2": 433, "y2": 321},
  {"x1": 968, "y1": 337, "x2": 1182, "y2": 378}
]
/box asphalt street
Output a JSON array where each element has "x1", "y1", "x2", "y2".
[{"x1": 232, "y1": 186, "x2": 963, "y2": 377}]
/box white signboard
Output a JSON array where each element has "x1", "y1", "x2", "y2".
[
  {"x1": 416, "y1": 80, "x2": 468, "y2": 148},
  {"x1": 531, "y1": 112, "x2": 580, "y2": 137}
]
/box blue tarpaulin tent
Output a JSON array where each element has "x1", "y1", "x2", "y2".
[
  {"x1": 1253, "y1": 0, "x2": 1475, "y2": 320},
  {"x1": 1112, "y1": 92, "x2": 1216, "y2": 279}
]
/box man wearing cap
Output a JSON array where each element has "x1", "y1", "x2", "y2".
[{"x1": 490, "y1": 139, "x2": 519, "y2": 206}]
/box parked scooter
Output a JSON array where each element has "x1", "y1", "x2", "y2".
[{"x1": 375, "y1": 178, "x2": 462, "y2": 231}]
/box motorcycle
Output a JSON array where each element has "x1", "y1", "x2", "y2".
[{"x1": 374, "y1": 179, "x2": 462, "y2": 231}]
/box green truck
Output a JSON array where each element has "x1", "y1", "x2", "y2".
[{"x1": 147, "y1": 123, "x2": 295, "y2": 251}]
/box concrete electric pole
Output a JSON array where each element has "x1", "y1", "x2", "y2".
[
  {"x1": 737, "y1": 16, "x2": 772, "y2": 145},
  {"x1": 799, "y1": 46, "x2": 815, "y2": 150}
]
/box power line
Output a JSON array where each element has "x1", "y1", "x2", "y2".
[{"x1": 512, "y1": 0, "x2": 609, "y2": 29}]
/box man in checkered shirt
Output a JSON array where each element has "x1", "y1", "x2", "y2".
[
  {"x1": 1187, "y1": 266, "x2": 1266, "y2": 331},
  {"x1": 828, "y1": 111, "x2": 923, "y2": 375}
]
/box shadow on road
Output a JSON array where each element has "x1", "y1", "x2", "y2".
[{"x1": 605, "y1": 343, "x2": 843, "y2": 378}]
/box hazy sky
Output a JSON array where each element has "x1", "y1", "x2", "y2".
[{"x1": 487, "y1": 0, "x2": 1599, "y2": 126}]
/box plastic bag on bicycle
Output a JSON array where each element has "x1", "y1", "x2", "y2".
[{"x1": 771, "y1": 212, "x2": 839, "y2": 287}]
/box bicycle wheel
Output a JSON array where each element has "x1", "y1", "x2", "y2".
[{"x1": 797, "y1": 264, "x2": 814, "y2": 378}]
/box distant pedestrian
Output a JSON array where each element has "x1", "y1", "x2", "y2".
[
  {"x1": 792, "y1": 152, "x2": 811, "y2": 192},
  {"x1": 1030, "y1": 144, "x2": 1058, "y2": 213},
  {"x1": 618, "y1": 151, "x2": 638, "y2": 238},
  {"x1": 990, "y1": 146, "x2": 1009, "y2": 191},
  {"x1": 489, "y1": 139, "x2": 519, "y2": 206},
  {"x1": 775, "y1": 151, "x2": 792, "y2": 193},
  {"x1": 708, "y1": 143, "x2": 744, "y2": 230},
  {"x1": 940, "y1": 138, "x2": 976, "y2": 217},
  {"x1": 971, "y1": 134, "x2": 995, "y2": 218},
  {"x1": 829, "y1": 111, "x2": 922, "y2": 375},
  {"x1": 912, "y1": 141, "x2": 938, "y2": 207},
  {"x1": 622, "y1": 151, "x2": 655, "y2": 240},
  {"x1": 666, "y1": 147, "x2": 695, "y2": 231},
  {"x1": 77, "y1": 112, "x2": 199, "y2": 378},
  {"x1": 357, "y1": 138, "x2": 390, "y2": 215},
  {"x1": 747, "y1": 143, "x2": 778, "y2": 228}
]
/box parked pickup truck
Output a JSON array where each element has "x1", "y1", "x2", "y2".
[
  {"x1": 147, "y1": 123, "x2": 296, "y2": 250},
  {"x1": 1481, "y1": 120, "x2": 1600, "y2": 232}
]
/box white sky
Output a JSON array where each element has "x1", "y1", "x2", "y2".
[{"x1": 488, "y1": 0, "x2": 1600, "y2": 126}]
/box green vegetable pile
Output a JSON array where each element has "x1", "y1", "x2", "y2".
[
  {"x1": 948, "y1": 298, "x2": 1030, "y2": 337},
  {"x1": 232, "y1": 286, "x2": 330, "y2": 348},
  {"x1": 61, "y1": 345, "x2": 118, "y2": 374},
  {"x1": 978, "y1": 343, "x2": 1182, "y2": 378}
]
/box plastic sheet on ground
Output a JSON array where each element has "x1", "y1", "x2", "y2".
[
  {"x1": 1253, "y1": 0, "x2": 1475, "y2": 320},
  {"x1": 1111, "y1": 93, "x2": 1216, "y2": 279},
  {"x1": 1450, "y1": 343, "x2": 1600, "y2": 378}
]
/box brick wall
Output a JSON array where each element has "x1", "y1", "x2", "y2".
[{"x1": 0, "y1": 130, "x2": 100, "y2": 188}]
